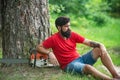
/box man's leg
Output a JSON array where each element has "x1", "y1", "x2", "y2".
[
  {"x1": 91, "y1": 48, "x2": 120, "y2": 79},
  {"x1": 83, "y1": 64, "x2": 112, "y2": 80},
  {"x1": 82, "y1": 49, "x2": 112, "y2": 80},
  {"x1": 64, "y1": 55, "x2": 111, "y2": 79}
]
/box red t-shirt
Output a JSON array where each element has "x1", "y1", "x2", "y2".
[{"x1": 42, "y1": 32, "x2": 85, "y2": 69}]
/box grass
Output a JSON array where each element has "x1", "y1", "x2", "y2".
[
  {"x1": 71, "y1": 17, "x2": 120, "y2": 48},
  {"x1": 0, "y1": 65, "x2": 62, "y2": 80},
  {"x1": 57, "y1": 73, "x2": 95, "y2": 80},
  {"x1": 0, "y1": 49, "x2": 2, "y2": 58},
  {"x1": 0, "y1": 65, "x2": 96, "y2": 80}
]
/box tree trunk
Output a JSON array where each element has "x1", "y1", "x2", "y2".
[
  {"x1": 1, "y1": 0, "x2": 50, "y2": 58},
  {"x1": 0, "y1": 0, "x2": 2, "y2": 48},
  {"x1": 0, "y1": 0, "x2": 1, "y2": 31}
]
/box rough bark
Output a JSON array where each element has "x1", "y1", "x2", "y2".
[
  {"x1": 0, "y1": 0, "x2": 2, "y2": 48},
  {"x1": 1, "y1": 0, "x2": 50, "y2": 58},
  {"x1": 0, "y1": 0, "x2": 1, "y2": 31}
]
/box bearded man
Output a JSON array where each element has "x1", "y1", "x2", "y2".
[{"x1": 36, "y1": 16, "x2": 120, "y2": 80}]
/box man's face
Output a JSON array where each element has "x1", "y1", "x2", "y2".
[{"x1": 59, "y1": 22, "x2": 71, "y2": 38}]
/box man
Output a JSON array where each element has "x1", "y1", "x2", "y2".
[{"x1": 36, "y1": 16, "x2": 120, "y2": 80}]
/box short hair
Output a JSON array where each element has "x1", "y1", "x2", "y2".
[{"x1": 55, "y1": 16, "x2": 70, "y2": 29}]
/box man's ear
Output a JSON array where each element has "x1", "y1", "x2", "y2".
[{"x1": 57, "y1": 26, "x2": 61, "y2": 31}]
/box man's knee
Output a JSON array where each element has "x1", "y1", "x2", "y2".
[
  {"x1": 93, "y1": 47, "x2": 108, "y2": 56},
  {"x1": 83, "y1": 64, "x2": 93, "y2": 74},
  {"x1": 93, "y1": 48, "x2": 101, "y2": 54},
  {"x1": 92, "y1": 48, "x2": 103, "y2": 59}
]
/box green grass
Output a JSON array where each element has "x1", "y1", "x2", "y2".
[
  {"x1": 57, "y1": 73, "x2": 95, "y2": 80},
  {"x1": 0, "y1": 49, "x2": 2, "y2": 58}
]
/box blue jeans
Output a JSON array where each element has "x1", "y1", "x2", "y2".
[{"x1": 64, "y1": 50, "x2": 97, "y2": 74}]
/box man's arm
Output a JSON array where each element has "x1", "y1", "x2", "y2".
[
  {"x1": 82, "y1": 39, "x2": 100, "y2": 48},
  {"x1": 36, "y1": 43, "x2": 59, "y2": 66},
  {"x1": 36, "y1": 43, "x2": 50, "y2": 55},
  {"x1": 82, "y1": 39, "x2": 107, "y2": 56}
]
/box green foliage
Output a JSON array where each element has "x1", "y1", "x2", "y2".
[
  {"x1": 49, "y1": 0, "x2": 110, "y2": 25},
  {"x1": 84, "y1": 0, "x2": 110, "y2": 25},
  {"x1": 49, "y1": 15, "x2": 58, "y2": 34},
  {"x1": 108, "y1": 0, "x2": 120, "y2": 13},
  {"x1": 49, "y1": 4, "x2": 65, "y2": 14},
  {"x1": 49, "y1": 0, "x2": 87, "y2": 15}
]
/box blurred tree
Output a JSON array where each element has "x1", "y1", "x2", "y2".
[
  {"x1": 49, "y1": 0, "x2": 109, "y2": 25},
  {"x1": 107, "y1": 0, "x2": 120, "y2": 17},
  {"x1": 49, "y1": 0, "x2": 89, "y2": 16},
  {"x1": 1, "y1": 0, "x2": 50, "y2": 58},
  {"x1": 109, "y1": 0, "x2": 120, "y2": 13}
]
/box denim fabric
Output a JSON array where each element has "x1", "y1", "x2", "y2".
[{"x1": 64, "y1": 50, "x2": 97, "y2": 74}]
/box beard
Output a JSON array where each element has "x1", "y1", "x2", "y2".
[{"x1": 61, "y1": 28, "x2": 71, "y2": 38}]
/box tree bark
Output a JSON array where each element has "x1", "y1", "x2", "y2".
[
  {"x1": 0, "y1": 0, "x2": 2, "y2": 48},
  {"x1": 1, "y1": 0, "x2": 50, "y2": 58},
  {"x1": 0, "y1": 0, "x2": 1, "y2": 31}
]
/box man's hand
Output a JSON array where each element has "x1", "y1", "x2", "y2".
[{"x1": 48, "y1": 52, "x2": 59, "y2": 66}]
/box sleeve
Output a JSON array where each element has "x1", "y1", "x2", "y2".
[
  {"x1": 72, "y1": 32, "x2": 85, "y2": 43},
  {"x1": 42, "y1": 36, "x2": 54, "y2": 49}
]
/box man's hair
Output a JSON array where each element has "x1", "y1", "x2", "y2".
[{"x1": 55, "y1": 16, "x2": 70, "y2": 29}]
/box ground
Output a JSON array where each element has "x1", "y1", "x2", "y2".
[
  {"x1": 0, "y1": 48, "x2": 120, "y2": 80},
  {"x1": 0, "y1": 65, "x2": 63, "y2": 80},
  {"x1": 100, "y1": 65, "x2": 120, "y2": 75},
  {"x1": 0, "y1": 64, "x2": 120, "y2": 80}
]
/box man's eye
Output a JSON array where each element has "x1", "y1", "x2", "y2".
[{"x1": 65, "y1": 25, "x2": 70, "y2": 27}]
